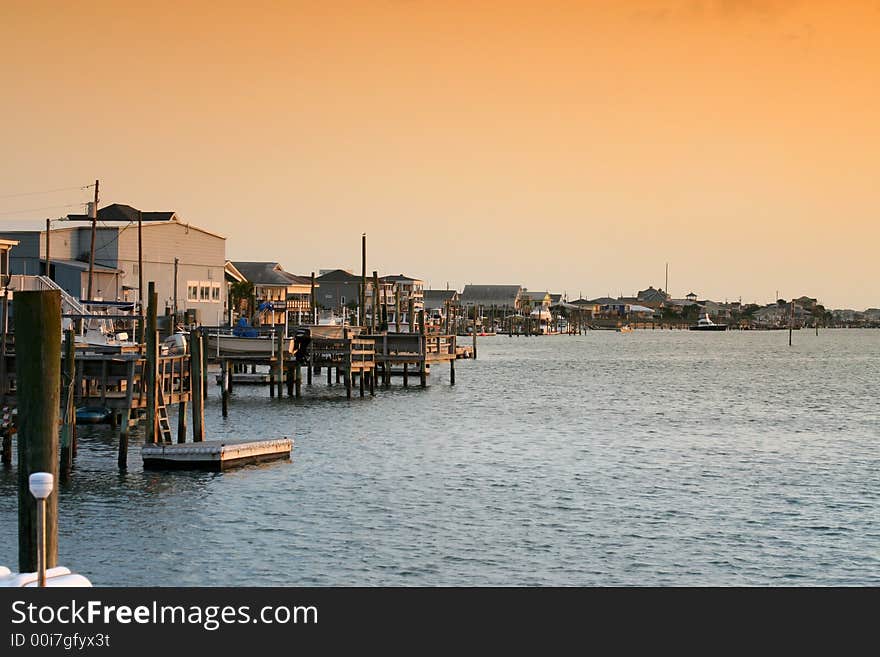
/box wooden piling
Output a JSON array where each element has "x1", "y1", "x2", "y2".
[
  {"x1": 0, "y1": 291, "x2": 8, "y2": 398},
  {"x1": 190, "y1": 329, "x2": 205, "y2": 442},
  {"x1": 472, "y1": 304, "x2": 478, "y2": 359},
  {"x1": 146, "y1": 282, "x2": 159, "y2": 445},
  {"x1": 221, "y1": 360, "x2": 229, "y2": 417},
  {"x1": 419, "y1": 309, "x2": 427, "y2": 387},
  {"x1": 371, "y1": 270, "x2": 379, "y2": 334},
  {"x1": 295, "y1": 363, "x2": 302, "y2": 398},
  {"x1": 60, "y1": 329, "x2": 76, "y2": 475},
  {"x1": 118, "y1": 360, "x2": 135, "y2": 468},
  {"x1": 275, "y1": 330, "x2": 285, "y2": 399},
  {"x1": 15, "y1": 290, "x2": 60, "y2": 572},
  {"x1": 403, "y1": 363, "x2": 408, "y2": 386}
]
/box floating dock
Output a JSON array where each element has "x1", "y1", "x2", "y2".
[{"x1": 142, "y1": 437, "x2": 292, "y2": 471}]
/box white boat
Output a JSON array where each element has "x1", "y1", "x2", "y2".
[
  {"x1": 689, "y1": 314, "x2": 728, "y2": 331},
  {"x1": 204, "y1": 333, "x2": 295, "y2": 356}
]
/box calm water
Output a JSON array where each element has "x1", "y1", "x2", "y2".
[{"x1": 1, "y1": 330, "x2": 878, "y2": 585}]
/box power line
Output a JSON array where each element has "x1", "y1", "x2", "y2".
[
  {"x1": 0, "y1": 184, "x2": 94, "y2": 199},
  {"x1": 0, "y1": 202, "x2": 86, "y2": 217}
]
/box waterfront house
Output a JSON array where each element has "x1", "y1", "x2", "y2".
[
  {"x1": 637, "y1": 286, "x2": 669, "y2": 308},
  {"x1": 227, "y1": 261, "x2": 313, "y2": 326},
  {"x1": 0, "y1": 203, "x2": 226, "y2": 324},
  {"x1": 424, "y1": 289, "x2": 459, "y2": 320},
  {"x1": 460, "y1": 285, "x2": 524, "y2": 313},
  {"x1": 315, "y1": 269, "x2": 374, "y2": 316},
  {"x1": 378, "y1": 274, "x2": 425, "y2": 331},
  {"x1": 522, "y1": 290, "x2": 551, "y2": 311}
]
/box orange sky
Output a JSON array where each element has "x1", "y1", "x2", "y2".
[{"x1": 1, "y1": 1, "x2": 879, "y2": 308}]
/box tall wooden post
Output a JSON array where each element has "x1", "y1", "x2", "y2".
[
  {"x1": 177, "y1": 357, "x2": 188, "y2": 444},
  {"x1": 371, "y1": 270, "x2": 378, "y2": 334},
  {"x1": 419, "y1": 309, "x2": 427, "y2": 387},
  {"x1": 190, "y1": 329, "x2": 205, "y2": 442},
  {"x1": 45, "y1": 218, "x2": 51, "y2": 279},
  {"x1": 310, "y1": 272, "x2": 316, "y2": 324},
  {"x1": 407, "y1": 298, "x2": 414, "y2": 334},
  {"x1": 221, "y1": 360, "x2": 229, "y2": 417},
  {"x1": 789, "y1": 300, "x2": 794, "y2": 346},
  {"x1": 275, "y1": 330, "x2": 285, "y2": 399},
  {"x1": 15, "y1": 290, "x2": 60, "y2": 572},
  {"x1": 137, "y1": 210, "x2": 144, "y2": 343},
  {"x1": 0, "y1": 291, "x2": 8, "y2": 398},
  {"x1": 295, "y1": 362, "x2": 302, "y2": 398},
  {"x1": 344, "y1": 328, "x2": 352, "y2": 399},
  {"x1": 145, "y1": 282, "x2": 158, "y2": 444},
  {"x1": 361, "y1": 233, "x2": 367, "y2": 327},
  {"x1": 395, "y1": 284, "x2": 400, "y2": 333},
  {"x1": 450, "y1": 333, "x2": 456, "y2": 386},
  {"x1": 472, "y1": 304, "x2": 478, "y2": 359}
]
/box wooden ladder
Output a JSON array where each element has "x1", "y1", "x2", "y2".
[{"x1": 157, "y1": 386, "x2": 172, "y2": 444}]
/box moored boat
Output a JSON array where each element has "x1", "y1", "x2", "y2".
[{"x1": 689, "y1": 314, "x2": 728, "y2": 331}]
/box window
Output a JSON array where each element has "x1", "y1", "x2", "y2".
[
  {"x1": 211, "y1": 282, "x2": 221, "y2": 302},
  {"x1": 200, "y1": 282, "x2": 211, "y2": 301},
  {"x1": 187, "y1": 281, "x2": 198, "y2": 302}
]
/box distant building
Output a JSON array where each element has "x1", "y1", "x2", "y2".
[
  {"x1": 0, "y1": 203, "x2": 226, "y2": 324},
  {"x1": 315, "y1": 269, "x2": 371, "y2": 312},
  {"x1": 424, "y1": 289, "x2": 459, "y2": 318},
  {"x1": 522, "y1": 290, "x2": 551, "y2": 310},
  {"x1": 227, "y1": 261, "x2": 313, "y2": 326},
  {"x1": 378, "y1": 274, "x2": 425, "y2": 331},
  {"x1": 460, "y1": 285, "x2": 524, "y2": 311},
  {"x1": 637, "y1": 286, "x2": 669, "y2": 307}
]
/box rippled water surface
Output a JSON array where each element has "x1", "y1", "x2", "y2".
[{"x1": 1, "y1": 330, "x2": 878, "y2": 585}]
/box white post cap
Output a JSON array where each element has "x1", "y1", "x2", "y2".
[{"x1": 28, "y1": 472, "x2": 54, "y2": 500}]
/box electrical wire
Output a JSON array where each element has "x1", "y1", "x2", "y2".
[
  {"x1": 0, "y1": 184, "x2": 94, "y2": 199},
  {"x1": 0, "y1": 202, "x2": 87, "y2": 216}
]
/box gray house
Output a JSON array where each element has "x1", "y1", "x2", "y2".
[
  {"x1": 0, "y1": 203, "x2": 226, "y2": 325},
  {"x1": 460, "y1": 285, "x2": 524, "y2": 311}
]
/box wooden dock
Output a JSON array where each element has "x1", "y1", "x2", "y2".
[{"x1": 142, "y1": 437, "x2": 292, "y2": 470}]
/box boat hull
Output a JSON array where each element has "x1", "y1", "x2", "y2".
[
  {"x1": 688, "y1": 325, "x2": 728, "y2": 331},
  {"x1": 204, "y1": 334, "x2": 295, "y2": 356}
]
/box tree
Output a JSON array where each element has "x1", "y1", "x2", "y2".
[{"x1": 229, "y1": 281, "x2": 255, "y2": 321}]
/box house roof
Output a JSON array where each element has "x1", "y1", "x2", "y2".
[
  {"x1": 67, "y1": 203, "x2": 175, "y2": 223},
  {"x1": 523, "y1": 291, "x2": 550, "y2": 302},
  {"x1": 380, "y1": 273, "x2": 420, "y2": 283},
  {"x1": 231, "y1": 261, "x2": 293, "y2": 286},
  {"x1": 461, "y1": 285, "x2": 522, "y2": 305},
  {"x1": 638, "y1": 286, "x2": 668, "y2": 302},
  {"x1": 424, "y1": 289, "x2": 458, "y2": 306},
  {"x1": 316, "y1": 269, "x2": 362, "y2": 283},
  {"x1": 588, "y1": 297, "x2": 619, "y2": 305},
  {"x1": 280, "y1": 271, "x2": 313, "y2": 286}
]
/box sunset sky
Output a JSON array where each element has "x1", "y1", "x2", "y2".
[{"x1": 1, "y1": 1, "x2": 878, "y2": 308}]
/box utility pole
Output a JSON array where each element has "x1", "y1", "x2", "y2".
[
  {"x1": 361, "y1": 233, "x2": 367, "y2": 327},
  {"x1": 665, "y1": 262, "x2": 668, "y2": 296},
  {"x1": 45, "y1": 219, "x2": 51, "y2": 280},
  {"x1": 137, "y1": 210, "x2": 144, "y2": 342},
  {"x1": 86, "y1": 179, "x2": 99, "y2": 301},
  {"x1": 173, "y1": 257, "x2": 179, "y2": 324}
]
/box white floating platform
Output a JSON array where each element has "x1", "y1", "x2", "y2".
[{"x1": 142, "y1": 438, "x2": 293, "y2": 471}]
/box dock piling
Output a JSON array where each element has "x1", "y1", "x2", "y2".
[{"x1": 15, "y1": 290, "x2": 60, "y2": 573}]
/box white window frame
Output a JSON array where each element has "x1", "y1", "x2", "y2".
[{"x1": 187, "y1": 281, "x2": 199, "y2": 302}]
